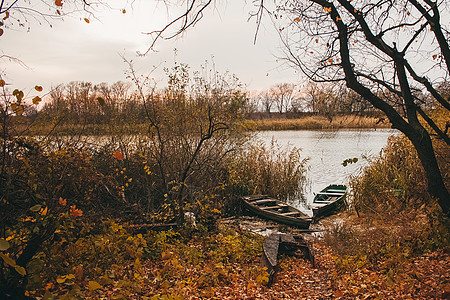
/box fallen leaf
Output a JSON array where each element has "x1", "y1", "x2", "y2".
[{"x1": 88, "y1": 280, "x2": 102, "y2": 290}]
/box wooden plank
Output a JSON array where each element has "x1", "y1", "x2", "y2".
[
  {"x1": 282, "y1": 211, "x2": 302, "y2": 216},
  {"x1": 316, "y1": 192, "x2": 345, "y2": 196},
  {"x1": 261, "y1": 205, "x2": 283, "y2": 210},
  {"x1": 325, "y1": 189, "x2": 347, "y2": 193},
  {"x1": 253, "y1": 199, "x2": 277, "y2": 205}
]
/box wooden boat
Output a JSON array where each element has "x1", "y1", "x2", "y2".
[
  {"x1": 312, "y1": 184, "x2": 347, "y2": 220},
  {"x1": 242, "y1": 195, "x2": 312, "y2": 229}
]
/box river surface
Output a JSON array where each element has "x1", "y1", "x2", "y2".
[{"x1": 258, "y1": 129, "x2": 398, "y2": 215}]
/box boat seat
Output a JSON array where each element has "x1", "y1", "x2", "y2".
[
  {"x1": 253, "y1": 199, "x2": 277, "y2": 204},
  {"x1": 282, "y1": 211, "x2": 302, "y2": 216},
  {"x1": 261, "y1": 204, "x2": 288, "y2": 210},
  {"x1": 326, "y1": 189, "x2": 346, "y2": 192},
  {"x1": 316, "y1": 192, "x2": 345, "y2": 196}
]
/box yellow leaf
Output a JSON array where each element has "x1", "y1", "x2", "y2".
[
  {"x1": 14, "y1": 265, "x2": 26, "y2": 276},
  {"x1": 293, "y1": 17, "x2": 300, "y2": 22},
  {"x1": 0, "y1": 79, "x2": 5, "y2": 87},
  {"x1": 57, "y1": 276, "x2": 66, "y2": 283},
  {"x1": 30, "y1": 204, "x2": 42, "y2": 212},
  {"x1": 0, "y1": 253, "x2": 16, "y2": 267},
  {"x1": 84, "y1": 18, "x2": 90, "y2": 23},
  {"x1": 88, "y1": 280, "x2": 102, "y2": 290},
  {"x1": 0, "y1": 239, "x2": 10, "y2": 251}
]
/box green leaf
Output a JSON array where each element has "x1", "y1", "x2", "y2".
[
  {"x1": 97, "y1": 97, "x2": 105, "y2": 106},
  {"x1": 30, "y1": 204, "x2": 42, "y2": 212},
  {"x1": 88, "y1": 280, "x2": 102, "y2": 290},
  {"x1": 0, "y1": 239, "x2": 10, "y2": 251}
]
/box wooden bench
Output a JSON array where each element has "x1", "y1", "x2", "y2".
[
  {"x1": 261, "y1": 204, "x2": 288, "y2": 210},
  {"x1": 281, "y1": 211, "x2": 302, "y2": 216},
  {"x1": 253, "y1": 199, "x2": 277, "y2": 205},
  {"x1": 316, "y1": 192, "x2": 345, "y2": 196}
]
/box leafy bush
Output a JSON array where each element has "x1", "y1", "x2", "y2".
[{"x1": 351, "y1": 134, "x2": 449, "y2": 214}]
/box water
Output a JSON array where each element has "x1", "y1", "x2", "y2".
[{"x1": 258, "y1": 129, "x2": 398, "y2": 214}]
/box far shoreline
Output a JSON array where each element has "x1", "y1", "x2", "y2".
[{"x1": 245, "y1": 115, "x2": 390, "y2": 131}]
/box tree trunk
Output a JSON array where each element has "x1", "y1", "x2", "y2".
[{"x1": 407, "y1": 127, "x2": 450, "y2": 215}]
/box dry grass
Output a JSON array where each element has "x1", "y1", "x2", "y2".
[{"x1": 246, "y1": 115, "x2": 389, "y2": 131}]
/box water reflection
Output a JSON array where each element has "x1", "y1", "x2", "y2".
[{"x1": 258, "y1": 129, "x2": 397, "y2": 215}]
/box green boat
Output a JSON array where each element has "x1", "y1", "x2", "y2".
[
  {"x1": 242, "y1": 195, "x2": 312, "y2": 229},
  {"x1": 312, "y1": 184, "x2": 348, "y2": 220}
]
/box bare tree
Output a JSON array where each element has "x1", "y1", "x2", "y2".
[
  {"x1": 0, "y1": 0, "x2": 102, "y2": 33},
  {"x1": 259, "y1": 89, "x2": 275, "y2": 113},
  {"x1": 270, "y1": 83, "x2": 297, "y2": 113},
  {"x1": 274, "y1": 0, "x2": 449, "y2": 215}
]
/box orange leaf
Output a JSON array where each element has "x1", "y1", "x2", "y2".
[
  {"x1": 334, "y1": 290, "x2": 343, "y2": 297},
  {"x1": 55, "y1": 0, "x2": 63, "y2": 7},
  {"x1": 3, "y1": 11, "x2": 9, "y2": 20},
  {"x1": 122, "y1": 9, "x2": 127, "y2": 14},
  {"x1": 35, "y1": 85, "x2": 43, "y2": 92},
  {"x1": 58, "y1": 197, "x2": 67, "y2": 206},
  {"x1": 69, "y1": 205, "x2": 83, "y2": 217},
  {"x1": 113, "y1": 152, "x2": 124, "y2": 160},
  {"x1": 0, "y1": 80, "x2": 5, "y2": 87},
  {"x1": 57, "y1": 9, "x2": 61, "y2": 15},
  {"x1": 0, "y1": 28, "x2": 4, "y2": 37},
  {"x1": 84, "y1": 18, "x2": 90, "y2": 23},
  {"x1": 74, "y1": 266, "x2": 84, "y2": 281},
  {"x1": 15, "y1": 105, "x2": 24, "y2": 115},
  {"x1": 32, "y1": 96, "x2": 42, "y2": 105},
  {"x1": 40, "y1": 206, "x2": 48, "y2": 216},
  {"x1": 293, "y1": 17, "x2": 300, "y2": 22}
]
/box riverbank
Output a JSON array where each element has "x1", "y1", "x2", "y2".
[
  {"x1": 25, "y1": 211, "x2": 449, "y2": 299},
  {"x1": 17, "y1": 115, "x2": 389, "y2": 136}
]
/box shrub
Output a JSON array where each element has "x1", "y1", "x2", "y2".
[
  {"x1": 227, "y1": 140, "x2": 308, "y2": 202},
  {"x1": 351, "y1": 134, "x2": 449, "y2": 215}
]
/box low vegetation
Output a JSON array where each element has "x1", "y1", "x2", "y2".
[
  {"x1": 246, "y1": 115, "x2": 389, "y2": 131},
  {"x1": 1, "y1": 67, "x2": 448, "y2": 299},
  {"x1": 321, "y1": 131, "x2": 449, "y2": 298}
]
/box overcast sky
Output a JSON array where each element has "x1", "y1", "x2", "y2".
[{"x1": 1, "y1": 1, "x2": 300, "y2": 94}]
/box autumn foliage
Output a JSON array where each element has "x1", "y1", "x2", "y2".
[{"x1": 1, "y1": 67, "x2": 449, "y2": 299}]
